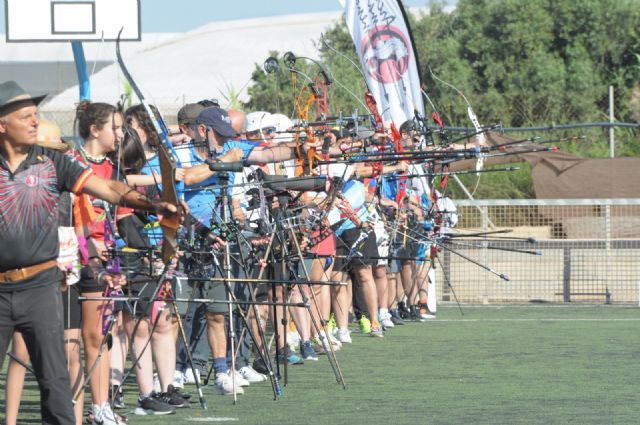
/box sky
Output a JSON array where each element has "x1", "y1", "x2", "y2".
[{"x1": 1, "y1": 0, "x2": 443, "y2": 34}]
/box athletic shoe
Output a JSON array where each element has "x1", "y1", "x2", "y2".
[
  {"x1": 410, "y1": 305, "x2": 426, "y2": 322},
  {"x1": 398, "y1": 302, "x2": 411, "y2": 320},
  {"x1": 327, "y1": 313, "x2": 337, "y2": 334},
  {"x1": 154, "y1": 385, "x2": 190, "y2": 408},
  {"x1": 286, "y1": 330, "x2": 301, "y2": 352},
  {"x1": 391, "y1": 315, "x2": 405, "y2": 325},
  {"x1": 325, "y1": 331, "x2": 342, "y2": 348},
  {"x1": 87, "y1": 409, "x2": 127, "y2": 424},
  {"x1": 379, "y1": 311, "x2": 395, "y2": 329},
  {"x1": 239, "y1": 365, "x2": 267, "y2": 383},
  {"x1": 233, "y1": 369, "x2": 251, "y2": 387},
  {"x1": 92, "y1": 403, "x2": 122, "y2": 425},
  {"x1": 110, "y1": 385, "x2": 126, "y2": 410},
  {"x1": 312, "y1": 332, "x2": 341, "y2": 352},
  {"x1": 336, "y1": 328, "x2": 352, "y2": 344},
  {"x1": 421, "y1": 312, "x2": 436, "y2": 320},
  {"x1": 134, "y1": 395, "x2": 175, "y2": 416},
  {"x1": 213, "y1": 372, "x2": 245, "y2": 395},
  {"x1": 300, "y1": 341, "x2": 319, "y2": 361},
  {"x1": 171, "y1": 370, "x2": 185, "y2": 389},
  {"x1": 370, "y1": 325, "x2": 384, "y2": 338},
  {"x1": 276, "y1": 348, "x2": 304, "y2": 364},
  {"x1": 359, "y1": 315, "x2": 371, "y2": 334},
  {"x1": 253, "y1": 358, "x2": 270, "y2": 375},
  {"x1": 183, "y1": 368, "x2": 201, "y2": 385}
]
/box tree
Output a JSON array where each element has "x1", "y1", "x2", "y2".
[{"x1": 245, "y1": 0, "x2": 640, "y2": 198}]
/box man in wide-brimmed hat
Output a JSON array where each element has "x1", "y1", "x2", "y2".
[{"x1": 0, "y1": 82, "x2": 181, "y2": 424}]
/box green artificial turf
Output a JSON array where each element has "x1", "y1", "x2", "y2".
[{"x1": 4, "y1": 305, "x2": 640, "y2": 424}]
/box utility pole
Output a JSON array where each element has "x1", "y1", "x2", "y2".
[{"x1": 609, "y1": 85, "x2": 615, "y2": 159}]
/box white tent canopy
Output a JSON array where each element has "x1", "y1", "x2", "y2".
[{"x1": 42, "y1": 11, "x2": 343, "y2": 113}]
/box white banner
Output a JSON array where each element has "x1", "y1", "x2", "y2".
[{"x1": 340, "y1": 0, "x2": 425, "y2": 128}]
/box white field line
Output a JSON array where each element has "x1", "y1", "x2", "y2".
[{"x1": 428, "y1": 318, "x2": 640, "y2": 322}]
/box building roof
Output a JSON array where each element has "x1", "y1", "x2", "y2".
[{"x1": 40, "y1": 11, "x2": 344, "y2": 112}]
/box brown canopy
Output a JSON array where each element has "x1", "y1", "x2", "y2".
[{"x1": 447, "y1": 132, "x2": 640, "y2": 199}]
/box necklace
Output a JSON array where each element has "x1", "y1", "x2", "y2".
[{"x1": 78, "y1": 145, "x2": 108, "y2": 164}]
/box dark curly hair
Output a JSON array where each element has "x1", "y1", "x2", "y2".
[
  {"x1": 125, "y1": 104, "x2": 161, "y2": 152},
  {"x1": 75, "y1": 100, "x2": 117, "y2": 140}
]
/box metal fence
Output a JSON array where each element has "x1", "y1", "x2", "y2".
[
  {"x1": 435, "y1": 199, "x2": 640, "y2": 305},
  {"x1": 41, "y1": 97, "x2": 185, "y2": 136}
]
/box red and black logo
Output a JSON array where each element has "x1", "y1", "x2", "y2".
[{"x1": 361, "y1": 25, "x2": 411, "y2": 84}]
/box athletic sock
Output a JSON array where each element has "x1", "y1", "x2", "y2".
[{"x1": 213, "y1": 357, "x2": 227, "y2": 376}]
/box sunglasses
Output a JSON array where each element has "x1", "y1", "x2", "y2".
[{"x1": 246, "y1": 127, "x2": 276, "y2": 138}]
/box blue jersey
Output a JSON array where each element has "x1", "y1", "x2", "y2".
[
  {"x1": 381, "y1": 172, "x2": 399, "y2": 202},
  {"x1": 182, "y1": 139, "x2": 256, "y2": 226},
  {"x1": 333, "y1": 180, "x2": 369, "y2": 237}
]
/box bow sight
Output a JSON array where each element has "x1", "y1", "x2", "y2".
[
  {"x1": 263, "y1": 56, "x2": 280, "y2": 74},
  {"x1": 263, "y1": 54, "x2": 319, "y2": 97}
]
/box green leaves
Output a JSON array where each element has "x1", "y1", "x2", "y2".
[{"x1": 245, "y1": 0, "x2": 640, "y2": 198}]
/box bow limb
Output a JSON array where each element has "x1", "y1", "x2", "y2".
[
  {"x1": 294, "y1": 86, "x2": 317, "y2": 175},
  {"x1": 429, "y1": 66, "x2": 485, "y2": 183},
  {"x1": 116, "y1": 29, "x2": 182, "y2": 265}
]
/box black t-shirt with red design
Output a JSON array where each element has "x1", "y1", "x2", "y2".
[{"x1": 0, "y1": 145, "x2": 92, "y2": 291}]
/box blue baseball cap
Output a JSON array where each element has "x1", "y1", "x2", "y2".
[{"x1": 195, "y1": 107, "x2": 238, "y2": 138}]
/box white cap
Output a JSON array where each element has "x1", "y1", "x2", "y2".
[
  {"x1": 271, "y1": 113, "x2": 294, "y2": 132},
  {"x1": 268, "y1": 113, "x2": 295, "y2": 143},
  {"x1": 246, "y1": 111, "x2": 275, "y2": 133}
]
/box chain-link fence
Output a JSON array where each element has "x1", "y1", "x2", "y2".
[
  {"x1": 41, "y1": 96, "x2": 194, "y2": 137},
  {"x1": 434, "y1": 199, "x2": 640, "y2": 305}
]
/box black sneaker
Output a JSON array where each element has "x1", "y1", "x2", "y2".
[
  {"x1": 134, "y1": 395, "x2": 176, "y2": 416},
  {"x1": 409, "y1": 305, "x2": 426, "y2": 322},
  {"x1": 169, "y1": 383, "x2": 192, "y2": 400},
  {"x1": 398, "y1": 302, "x2": 411, "y2": 320},
  {"x1": 252, "y1": 358, "x2": 269, "y2": 375},
  {"x1": 110, "y1": 385, "x2": 126, "y2": 409},
  {"x1": 154, "y1": 385, "x2": 190, "y2": 408},
  {"x1": 391, "y1": 315, "x2": 405, "y2": 325}
]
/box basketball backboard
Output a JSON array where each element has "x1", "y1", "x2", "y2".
[{"x1": 5, "y1": 0, "x2": 141, "y2": 42}]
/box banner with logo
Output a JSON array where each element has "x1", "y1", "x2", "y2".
[{"x1": 339, "y1": 0, "x2": 425, "y2": 127}]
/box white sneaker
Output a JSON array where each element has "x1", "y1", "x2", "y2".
[
  {"x1": 286, "y1": 331, "x2": 301, "y2": 352},
  {"x1": 172, "y1": 370, "x2": 185, "y2": 389},
  {"x1": 239, "y1": 365, "x2": 267, "y2": 383},
  {"x1": 183, "y1": 368, "x2": 200, "y2": 385},
  {"x1": 380, "y1": 311, "x2": 395, "y2": 328},
  {"x1": 325, "y1": 331, "x2": 343, "y2": 349},
  {"x1": 312, "y1": 331, "x2": 341, "y2": 351},
  {"x1": 214, "y1": 372, "x2": 245, "y2": 395},
  {"x1": 421, "y1": 312, "x2": 436, "y2": 320},
  {"x1": 92, "y1": 403, "x2": 122, "y2": 425},
  {"x1": 233, "y1": 369, "x2": 251, "y2": 387},
  {"x1": 313, "y1": 331, "x2": 342, "y2": 351},
  {"x1": 153, "y1": 373, "x2": 161, "y2": 393},
  {"x1": 336, "y1": 328, "x2": 352, "y2": 344}
]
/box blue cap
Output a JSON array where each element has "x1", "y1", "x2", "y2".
[{"x1": 195, "y1": 107, "x2": 238, "y2": 138}]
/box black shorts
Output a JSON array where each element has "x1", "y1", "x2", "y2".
[
  {"x1": 114, "y1": 254, "x2": 158, "y2": 317},
  {"x1": 62, "y1": 284, "x2": 82, "y2": 330},
  {"x1": 333, "y1": 228, "x2": 379, "y2": 271},
  {"x1": 77, "y1": 258, "x2": 105, "y2": 293}
]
